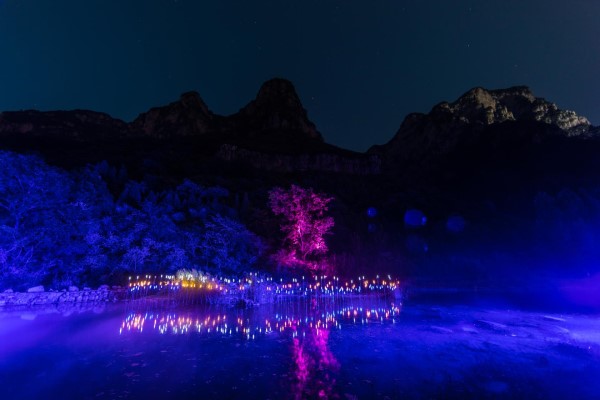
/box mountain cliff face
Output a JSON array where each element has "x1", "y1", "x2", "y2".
[
  {"x1": 0, "y1": 78, "x2": 374, "y2": 174},
  {"x1": 217, "y1": 144, "x2": 380, "y2": 174},
  {"x1": 0, "y1": 82, "x2": 597, "y2": 178},
  {"x1": 0, "y1": 78, "x2": 323, "y2": 143},
  {"x1": 130, "y1": 91, "x2": 217, "y2": 138},
  {"x1": 231, "y1": 78, "x2": 323, "y2": 141},
  {"x1": 130, "y1": 78, "x2": 323, "y2": 144},
  {"x1": 440, "y1": 86, "x2": 591, "y2": 133},
  {"x1": 0, "y1": 110, "x2": 128, "y2": 140},
  {"x1": 370, "y1": 86, "x2": 598, "y2": 168}
]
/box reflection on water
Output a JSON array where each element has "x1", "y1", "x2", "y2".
[
  {"x1": 120, "y1": 300, "x2": 400, "y2": 337},
  {"x1": 291, "y1": 324, "x2": 340, "y2": 399},
  {"x1": 2, "y1": 293, "x2": 600, "y2": 399},
  {"x1": 120, "y1": 297, "x2": 400, "y2": 399}
]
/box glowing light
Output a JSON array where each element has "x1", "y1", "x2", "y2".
[
  {"x1": 127, "y1": 271, "x2": 402, "y2": 302},
  {"x1": 120, "y1": 302, "x2": 401, "y2": 338}
]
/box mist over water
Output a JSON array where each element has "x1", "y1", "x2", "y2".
[{"x1": 1, "y1": 292, "x2": 599, "y2": 399}]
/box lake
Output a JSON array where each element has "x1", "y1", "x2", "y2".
[{"x1": 1, "y1": 294, "x2": 599, "y2": 399}]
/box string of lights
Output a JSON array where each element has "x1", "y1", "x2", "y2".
[{"x1": 126, "y1": 272, "x2": 402, "y2": 301}]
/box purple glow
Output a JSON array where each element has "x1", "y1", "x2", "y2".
[
  {"x1": 292, "y1": 327, "x2": 339, "y2": 399},
  {"x1": 561, "y1": 273, "x2": 600, "y2": 308},
  {"x1": 2, "y1": 295, "x2": 600, "y2": 398},
  {"x1": 269, "y1": 185, "x2": 334, "y2": 274}
]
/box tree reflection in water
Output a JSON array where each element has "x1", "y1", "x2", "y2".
[
  {"x1": 120, "y1": 296, "x2": 400, "y2": 398},
  {"x1": 291, "y1": 325, "x2": 340, "y2": 399}
]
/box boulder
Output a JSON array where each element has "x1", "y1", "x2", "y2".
[{"x1": 27, "y1": 285, "x2": 45, "y2": 293}]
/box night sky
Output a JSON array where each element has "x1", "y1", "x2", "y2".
[{"x1": 0, "y1": 0, "x2": 598, "y2": 151}]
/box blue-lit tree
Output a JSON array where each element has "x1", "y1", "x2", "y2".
[
  {"x1": 0, "y1": 150, "x2": 266, "y2": 288},
  {"x1": 200, "y1": 214, "x2": 265, "y2": 276}
]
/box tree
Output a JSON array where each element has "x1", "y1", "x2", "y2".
[
  {"x1": 269, "y1": 185, "x2": 334, "y2": 271},
  {"x1": 0, "y1": 152, "x2": 78, "y2": 287},
  {"x1": 200, "y1": 215, "x2": 264, "y2": 276}
]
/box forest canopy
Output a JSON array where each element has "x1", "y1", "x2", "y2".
[{"x1": 0, "y1": 151, "x2": 265, "y2": 289}]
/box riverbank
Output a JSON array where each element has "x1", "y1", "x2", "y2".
[{"x1": 0, "y1": 285, "x2": 127, "y2": 307}]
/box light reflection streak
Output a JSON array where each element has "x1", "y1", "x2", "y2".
[
  {"x1": 119, "y1": 299, "x2": 400, "y2": 398},
  {"x1": 119, "y1": 303, "x2": 401, "y2": 339}
]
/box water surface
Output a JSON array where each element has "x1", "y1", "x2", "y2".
[{"x1": 1, "y1": 295, "x2": 599, "y2": 399}]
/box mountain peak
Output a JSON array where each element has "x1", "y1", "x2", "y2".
[
  {"x1": 179, "y1": 91, "x2": 210, "y2": 114},
  {"x1": 255, "y1": 78, "x2": 300, "y2": 103},
  {"x1": 130, "y1": 90, "x2": 215, "y2": 138},
  {"x1": 127, "y1": 78, "x2": 322, "y2": 143},
  {"x1": 488, "y1": 85, "x2": 535, "y2": 99},
  {"x1": 453, "y1": 86, "x2": 535, "y2": 115},
  {"x1": 371, "y1": 85, "x2": 597, "y2": 166},
  {"x1": 235, "y1": 78, "x2": 322, "y2": 141},
  {"x1": 432, "y1": 85, "x2": 590, "y2": 132}
]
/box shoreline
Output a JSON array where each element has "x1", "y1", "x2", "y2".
[{"x1": 0, "y1": 286, "x2": 128, "y2": 308}]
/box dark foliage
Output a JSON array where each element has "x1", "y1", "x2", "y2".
[{"x1": 0, "y1": 151, "x2": 264, "y2": 290}]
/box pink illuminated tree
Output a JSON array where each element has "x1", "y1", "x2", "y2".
[{"x1": 269, "y1": 185, "x2": 334, "y2": 270}]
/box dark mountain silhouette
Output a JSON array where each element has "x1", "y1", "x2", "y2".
[
  {"x1": 365, "y1": 86, "x2": 600, "y2": 206},
  {"x1": 2, "y1": 79, "x2": 600, "y2": 200},
  {"x1": 0, "y1": 109, "x2": 128, "y2": 140},
  {"x1": 131, "y1": 78, "x2": 323, "y2": 144},
  {"x1": 2, "y1": 79, "x2": 598, "y2": 226},
  {"x1": 1, "y1": 80, "x2": 597, "y2": 176},
  {"x1": 131, "y1": 90, "x2": 217, "y2": 138},
  {"x1": 1, "y1": 79, "x2": 599, "y2": 280},
  {"x1": 370, "y1": 85, "x2": 598, "y2": 166},
  {"x1": 0, "y1": 78, "x2": 378, "y2": 174}
]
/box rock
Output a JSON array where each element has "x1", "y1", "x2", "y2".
[
  {"x1": 0, "y1": 78, "x2": 384, "y2": 176},
  {"x1": 369, "y1": 85, "x2": 599, "y2": 169},
  {"x1": 68, "y1": 286, "x2": 79, "y2": 292},
  {"x1": 234, "y1": 78, "x2": 323, "y2": 141},
  {"x1": 131, "y1": 91, "x2": 215, "y2": 138},
  {"x1": 83, "y1": 287, "x2": 91, "y2": 291},
  {"x1": 3, "y1": 289, "x2": 13, "y2": 293},
  {"x1": 0, "y1": 110, "x2": 127, "y2": 140},
  {"x1": 98, "y1": 285, "x2": 109, "y2": 291},
  {"x1": 434, "y1": 86, "x2": 590, "y2": 132},
  {"x1": 217, "y1": 144, "x2": 381, "y2": 175},
  {"x1": 27, "y1": 286, "x2": 45, "y2": 293}
]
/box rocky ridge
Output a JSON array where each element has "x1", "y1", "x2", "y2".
[
  {"x1": 370, "y1": 86, "x2": 599, "y2": 165},
  {"x1": 0, "y1": 78, "x2": 374, "y2": 174},
  {"x1": 0, "y1": 110, "x2": 128, "y2": 140},
  {"x1": 131, "y1": 78, "x2": 323, "y2": 142},
  {"x1": 439, "y1": 86, "x2": 591, "y2": 134},
  {"x1": 217, "y1": 144, "x2": 381, "y2": 174},
  {"x1": 0, "y1": 81, "x2": 598, "y2": 176},
  {"x1": 131, "y1": 91, "x2": 217, "y2": 138}
]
